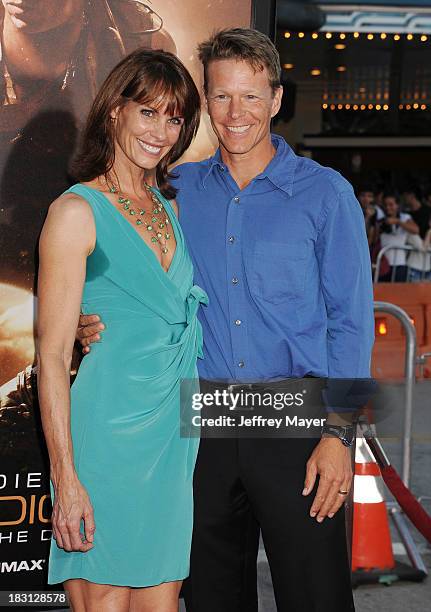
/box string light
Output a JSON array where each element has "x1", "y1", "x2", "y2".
[
  {"x1": 337, "y1": 104, "x2": 343, "y2": 110},
  {"x1": 298, "y1": 32, "x2": 305, "y2": 38},
  {"x1": 322, "y1": 103, "x2": 328, "y2": 109},
  {"x1": 413, "y1": 103, "x2": 419, "y2": 109},
  {"x1": 312, "y1": 33, "x2": 319, "y2": 39},
  {"x1": 345, "y1": 104, "x2": 351, "y2": 110},
  {"x1": 394, "y1": 34, "x2": 400, "y2": 41},
  {"x1": 353, "y1": 104, "x2": 359, "y2": 110},
  {"x1": 284, "y1": 32, "x2": 291, "y2": 39},
  {"x1": 353, "y1": 32, "x2": 360, "y2": 39},
  {"x1": 380, "y1": 33, "x2": 387, "y2": 40},
  {"x1": 367, "y1": 33, "x2": 374, "y2": 40},
  {"x1": 368, "y1": 103, "x2": 374, "y2": 110},
  {"x1": 383, "y1": 104, "x2": 389, "y2": 111},
  {"x1": 310, "y1": 68, "x2": 321, "y2": 76},
  {"x1": 325, "y1": 32, "x2": 332, "y2": 39},
  {"x1": 340, "y1": 33, "x2": 346, "y2": 40},
  {"x1": 283, "y1": 63, "x2": 294, "y2": 70},
  {"x1": 421, "y1": 104, "x2": 427, "y2": 110},
  {"x1": 399, "y1": 104, "x2": 404, "y2": 110},
  {"x1": 335, "y1": 43, "x2": 346, "y2": 50},
  {"x1": 407, "y1": 33, "x2": 413, "y2": 41},
  {"x1": 421, "y1": 35, "x2": 428, "y2": 42},
  {"x1": 406, "y1": 104, "x2": 412, "y2": 110},
  {"x1": 330, "y1": 104, "x2": 336, "y2": 110},
  {"x1": 376, "y1": 104, "x2": 382, "y2": 110},
  {"x1": 360, "y1": 104, "x2": 366, "y2": 110}
]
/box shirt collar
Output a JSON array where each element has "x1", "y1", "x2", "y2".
[{"x1": 201, "y1": 134, "x2": 297, "y2": 196}]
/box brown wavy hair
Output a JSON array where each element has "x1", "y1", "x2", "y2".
[{"x1": 71, "y1": 48, "x2": 201, "y2": 199}]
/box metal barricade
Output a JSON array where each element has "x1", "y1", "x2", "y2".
[
  {"x1": 374, "y1": 245, "x2": 431, "y2": 283},
  {"x1": 372, "y1": 302, "x2": 428, "y2": 575},
  {"x1": 373, "y1": 301, "x2": 416, "y2": 487}
]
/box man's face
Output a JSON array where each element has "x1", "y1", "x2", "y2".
[
  {"x1": 358, "y1": 191, "x2": 374, "y2": 210},
  {"x1": 205, "y1": 59, "x2": 282, "y2": 158},
  {"x1": 2, "y1": 0, "x2": 79, "y2": 32}
]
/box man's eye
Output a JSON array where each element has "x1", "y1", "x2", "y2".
[
  {"x1": 140, "y1": 109, "x2": 153, "y2": 117},
  {"x1": 215, "y1": 95, "x2": 228, "y2": 100},
  {"x1": 246, "y1": 95, "x2": 258, "y2": 100}
]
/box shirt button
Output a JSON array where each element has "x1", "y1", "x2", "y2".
[
  {"x1": 219, "y1": 166, "x2": 225, "y2": 172},
  {"x1": 232, "y1": 277, "x2": 239, "y2": 285},
  {"x1": 233, "y1": 196, "x2": 240, "y2": 203},
  {"x1": 228, "y1": 236, "x2": 235, "y2": 243},
  {"x1": 238, "y1": 361, "x2": 245, "y2": 368},
  {"x1": 235, "y1": 319, "x2": 242, "y2": 326}
]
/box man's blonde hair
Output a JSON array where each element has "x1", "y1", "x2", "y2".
[{"x1": 198, "y1": 28, "x2": 281, "y2": 95}]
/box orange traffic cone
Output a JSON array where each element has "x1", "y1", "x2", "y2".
[{"x1": 352, "y1": 436, "x2": 395, "y2": 571}]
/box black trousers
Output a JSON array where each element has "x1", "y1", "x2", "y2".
[{"x1": 182, "y1": 436, "x2": 355, "y2": 612}]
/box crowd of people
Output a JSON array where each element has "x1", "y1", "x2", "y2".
[{"x1": 357, "y1": 184, "x2": 431, "y2": 282}]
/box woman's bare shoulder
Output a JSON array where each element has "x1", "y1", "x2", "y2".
[
  {"x1": 42, "y1": 192, "x2": 96, "y2": 254},
  {"x1": 48, "y1": 191, "x2": 94, "y2": 221}
]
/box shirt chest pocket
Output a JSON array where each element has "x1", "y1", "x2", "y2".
[{"x1": 249, "y1": 241, "x2": 308, "y2": 304}]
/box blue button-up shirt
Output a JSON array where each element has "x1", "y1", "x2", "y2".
[{"x1": 172, "y1": 134, "x2": 374, "y2": 382}]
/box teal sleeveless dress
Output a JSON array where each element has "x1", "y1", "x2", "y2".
[{"x1": 47, "y1": 184, "x2": 208, "y2": 587}]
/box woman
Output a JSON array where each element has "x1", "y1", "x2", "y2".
[
  {"x1": 378, "y1": 192, "x2": 419, "y2": 281},
  {"x1": 37, "y1": 48, "x2": 207, "y2": 611}
]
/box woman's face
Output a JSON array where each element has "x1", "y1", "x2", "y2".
[
  {"x1": 383, "y1": 197, "x2": 399, "y2": 217},
  {"x1": 2, "y1": 0, "x2": 81, "y2": 32},
  {"x1": 112, "y1": 99, "x2": 184, "y2": 172}
]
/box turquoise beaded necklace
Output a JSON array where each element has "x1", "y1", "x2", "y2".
[{"x1": 108, "y1": 180, "x2": 171, "y2": 254}]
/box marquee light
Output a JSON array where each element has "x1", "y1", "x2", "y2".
[{"x1": 284, "y1": 32, "x2": 291, "y2": 39}]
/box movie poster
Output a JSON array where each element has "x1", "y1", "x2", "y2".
[{"x1": 0, "y1": 0, "x2": 253, "y2": 589}]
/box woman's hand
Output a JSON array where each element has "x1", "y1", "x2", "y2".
[{"x1": 51, "y1": 473, "x2": 96, "y2": 552}]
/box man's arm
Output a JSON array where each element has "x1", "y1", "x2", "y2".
[{"x1": 302, "y1": 183, "x2": 375, "y2": 522}]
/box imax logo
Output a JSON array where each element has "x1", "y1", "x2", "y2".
[{"x1": 1, "y1": 559, "x2": 45, "y2": 573}]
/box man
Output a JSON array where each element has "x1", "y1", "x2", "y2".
[
  {"x1": 356, "y1": 184, "x2": 380, "y2": 248},
  {"x1": 403, "y1": 187, "x2": 431, "y2": 240},
  {"x1": 78, "y1": 28, "x2": 374, "y2": 611}
]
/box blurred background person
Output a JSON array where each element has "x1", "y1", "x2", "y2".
[
  {"x1": 357, "y1": 184, "x2": 380, "y2": 249},
  {"x1": 403, "y1": 187, "x2": 431, "y2": 240},
  {"x1": 378, "y1": 192, "x2": 419, "y2": 282},
  {"x1": 406, "y1": 219, "x2": 431, "y2": 282}
]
